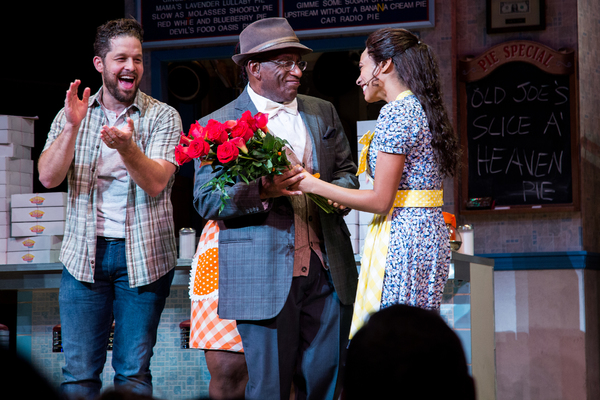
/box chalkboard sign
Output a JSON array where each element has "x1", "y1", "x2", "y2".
[
  {"x1": 138, "y1": 0, "x2": 434, "y2": 48},
  {"x1": 458, "y1": 40, "x2": 578, "y2": 213}
]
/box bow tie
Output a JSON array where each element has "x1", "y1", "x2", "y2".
[{"x1": 264, "y1": 99, "x2": 298, "y2": 119}]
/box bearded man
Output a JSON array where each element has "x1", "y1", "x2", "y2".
[{"x1": 38, "y1": 18, "x2": 182, "y2": 400}]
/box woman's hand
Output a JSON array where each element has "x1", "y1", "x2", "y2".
[
  {"x1": 294, "y1": 169, "x2": 347, "y2": 210},
  {"x1": 294, "y1": 167, "x2": 318, "y2": 194}
]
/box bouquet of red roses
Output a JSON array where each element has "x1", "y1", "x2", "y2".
[{"x1": 175, "y1": 110, "x2": 338, "y2": 214}]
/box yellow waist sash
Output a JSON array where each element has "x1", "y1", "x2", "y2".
[
  {"x1": 349, "y1": 188, "x2": 443, "y2": 339},
  {"x1": 393, "y1": 189, "x2": 443, "y2": 207}
]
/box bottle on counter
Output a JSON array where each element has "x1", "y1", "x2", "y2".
[
  {"x1": 179, "y1": 227, "x2": 196, "y2": 260},
  {"x1": 457, "y1": 225, "x2": 474, "y2": 255}
]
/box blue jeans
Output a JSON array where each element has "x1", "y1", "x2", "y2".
[{"x1": 59, "y1": 238, "x2": 174, "y2": 400}]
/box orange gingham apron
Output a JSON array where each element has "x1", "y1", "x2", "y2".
[{"x1": 189, "y1": 220, "x2": 244, "y2": 352}]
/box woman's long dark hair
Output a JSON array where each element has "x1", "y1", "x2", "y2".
[{"x1": 366, "y1": 28, "x2": 460, "y2": 177}]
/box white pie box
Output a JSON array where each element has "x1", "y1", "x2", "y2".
[
  {"x1": 0, "y1": 115, "x2": 35, "y2": 133},
  {"x1": 11, "y1": 193, "x2": 68, "y2": 208},
  {"x1": 7, "y1": 235, "x2": 63, "y2": 251},
  {"x1": 0, "y1": 130, "x2": 34, "y2": 147},
  {"x1": 0, "y1": 171, "x2": 32, "y2": 186},
  {"x1": 0, "y1": 143, "x2": 31, "y2": 159},
  {"x1": 11, "y1": 206, "x2": 67, "y2": 222},
  {"x1": 0, "y1": 158, "x2": 33, "y2": 173},
  {"x1": 11, "y1": 221, "x2": 65, "y2": 237},
  {"x1": 7, "y1": 249, "x2": 60, "y2": 264}
]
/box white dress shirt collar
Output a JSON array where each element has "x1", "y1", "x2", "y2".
[
  {"x1": 247, "y1": 84, "x2": 298, "y2": 118},
  {"x1": 246, "y1": 84, "x2": 308, "y2": 163}
]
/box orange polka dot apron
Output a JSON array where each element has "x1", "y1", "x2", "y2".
[{"x1": 189, "y1": 220, "x2": 244, "y2": 352}]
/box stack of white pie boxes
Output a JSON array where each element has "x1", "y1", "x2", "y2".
[
  {"x1": 343, "y1": 120, "x2": 377, "y2": 256},
  {"x1": 0, "y1": 115, "x2": 65, "y2": 265},
  {"x1": 9, "y1": 192, "x2": 66, "y2": 264}
]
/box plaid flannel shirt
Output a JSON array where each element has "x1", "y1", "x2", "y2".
[{"x1": 42, "y1": 88, "x2": 182, "y2": 287}]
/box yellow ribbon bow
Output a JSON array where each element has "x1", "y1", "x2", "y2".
[
  {"x1": 356, "y1": 130, "x2": 375, "y2": 176},
  {"x1": 355, "y1": 90, "x2": 414, "y2": 177}
]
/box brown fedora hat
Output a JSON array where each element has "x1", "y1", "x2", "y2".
[{"x1": 232, "y1": 18, "x2": 312, "y2": 65}]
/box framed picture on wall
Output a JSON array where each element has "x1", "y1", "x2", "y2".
[{"x1": 486, "y1": 0, "x2": 546, "y2": 33}]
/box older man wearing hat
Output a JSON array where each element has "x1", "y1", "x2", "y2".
[{"x1": 193, "y1": 17, "x2": 359, "y2": 400}]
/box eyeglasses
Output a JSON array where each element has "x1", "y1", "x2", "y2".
[{"x1": 262, "y1": 60, "x2": 308, "y2": 72}]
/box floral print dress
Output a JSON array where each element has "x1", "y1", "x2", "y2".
[{"x1": 367, "y1": 94, "x2": 450, "y2": 310}]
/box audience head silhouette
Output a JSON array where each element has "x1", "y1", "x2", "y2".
[{"x1": 343, "y1": 304, "x2": 476, "y2": 400}]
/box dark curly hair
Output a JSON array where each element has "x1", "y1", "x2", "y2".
[
  {"x1": 94, "y1": 18, "x2": 144, "y2": 61},
  {"x1": 365, "y1": 28, "x2": 460, "y2": 178}
]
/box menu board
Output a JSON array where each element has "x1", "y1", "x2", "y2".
[
  {"x1": 139, "y1": 0, "x2": 434, "y2": 48},
  {"x1": 141, "y1": 0, "x2": 279, "y2": 43},
  {"x1": 283, "y1": 0, "x2": 430, "y2": 32}
]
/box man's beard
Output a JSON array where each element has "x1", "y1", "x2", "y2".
[{"x1": 104, "y1": 72, "x2": 138, "y2": 104}]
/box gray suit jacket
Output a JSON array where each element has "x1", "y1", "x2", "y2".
[{"x1": 194, "y1": 88, "x2": 359, "y2": 321}]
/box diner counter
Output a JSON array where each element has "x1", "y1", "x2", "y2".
[
  {"x1": 0, "y1": 252, "x2": 494, "y2": 290},
  {"x1": 0, "y1": 259, "x2": 195, "y2": 290}
]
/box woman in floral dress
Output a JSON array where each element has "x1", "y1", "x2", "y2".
[{"x1": 298, "y1": 28, "x2": 460, "y2": 336}]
